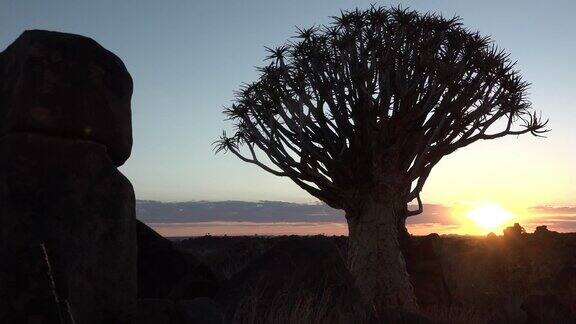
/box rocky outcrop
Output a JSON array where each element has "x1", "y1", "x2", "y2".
[
  {"x1": 503, "y1": 223, "x2": 526, "y2": 239},
  {"x1": 0, "y1": 30, "x2": 133, "y2": 166},
  {"x1": 534, "y1": 225, "x2": 559, "y2": 238},
  {"x1": 0, "y1": 30, "x2": 136, "y2": 323},
  {"x1": 137, "y1": 221, "x2": 221, "y2": 300},
  {"x1": 217, "y1": 237, "x2": 372, "y2": 322},
  {"x1": 137, "y1": 221, "x2": 189, "y2": 299}
]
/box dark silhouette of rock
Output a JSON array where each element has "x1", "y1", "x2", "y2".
[
  {"x1": 137, "y1": 220, "x2": 221, "y2": 300},
  {"x1": 216, "y1": 237, "x2": 371, "y2": 322},
  {"x1": 0, "y1": 244, "x2": 74, "y2": 324},
  {"x1": 167, "y1": 262, "x2": 221, "y2": 300},
  {"x1": 0, "y1": 30, "x2": 136, "y2": 323},
  {"x1": 177, "y1": 298, "x2": 223, "y2": 324},
  {"x1": 487, "y1": 232, "x2": 498, "y2": 239},
  {"x1": 503, "y1": 223, "x2": 526, "y2": 238},
  {"x1": 0, "y1": 134, "x2": 136, "y2": 323},
  {"x1": 0, "y1": 30, "x2": 133, "y2": 166},
  {"x1": 534, "y1": 225, "x2": 559, "y2": 238},
  {"x1": 137, "y1": 221, "x2": 189, "y2": 298}
]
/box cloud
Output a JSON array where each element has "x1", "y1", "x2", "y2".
[
  {"x1": 137, "y1": 201, "x2": 576, "y2": 233},
  {"x1": 522, "y1": 207, "x2": 576, "y2": 232},
  {"x1": 137, "y1": 200, "x2": 344, "y2": 223},
  {"x1": 136, "y1": 200, "x2": 455, "y2": 225},
  {"x1": 530, "y1": 206, "x2": 576, "y2": 215}
]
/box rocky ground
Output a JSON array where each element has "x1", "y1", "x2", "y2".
[{"x1": 136, "y1": 222, "x2": 576, "y2": 323}]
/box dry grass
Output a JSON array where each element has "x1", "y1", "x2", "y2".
[
  {"x1": 230, "y1": 283, "x2": 372, "y2": 324},
  {"x1": 230, "y1": 286, "x2": 492, "y2": 324}
]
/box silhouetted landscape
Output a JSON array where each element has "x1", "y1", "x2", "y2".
[
  {"x1": 135, "y1": 221, "x2": 576, "y2": 323},
  {"x1": 137, "y1": 200, "x2": 576, "y2": 236},
  {"x1": 1, "y1": 2, "x2": 575, "y2": 324}
]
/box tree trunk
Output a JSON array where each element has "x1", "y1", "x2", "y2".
[{"x1": 346, "y1": 198, "x2": 418, "y2": 316}]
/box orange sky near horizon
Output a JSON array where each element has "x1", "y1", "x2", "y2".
[{"x1": 148, "y1": 204, "x2": 576, "y2": 238}]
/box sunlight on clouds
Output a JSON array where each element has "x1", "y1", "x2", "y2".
[{"x1": 147, "y1": 202, "x2": 576, "y2": 238}]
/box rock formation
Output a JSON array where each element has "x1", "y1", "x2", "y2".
[
  {"x1": 0, "y1": 30, "x2": 133, "y2": 165},
  {"x1": 216, "y1": 237, "x2": 372, "y2": 323},
  {"x1": 503, "y1": 223, "x2": 526, "y2": 239},
  {"x1": 0, "y1": 30, "x2": 136, "y2": 323},
  {"x1": 137, "y1": 220, "x2": 189, "y2": 299},
  {"x1": 534, "y1": 225, "x2": 559, "y2": 237}
]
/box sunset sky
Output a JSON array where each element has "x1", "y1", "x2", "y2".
[{"x1": 2, "y1": 0, "x2": 575, "y2": 234}]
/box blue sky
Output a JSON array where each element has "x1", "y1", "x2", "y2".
[{"x1": 2, "y1": 0, "x2": 575, "y2": 207}]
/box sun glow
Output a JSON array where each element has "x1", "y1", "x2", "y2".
[{"x1": 467, "y1": 203, "x2": 513, "y2": 231}]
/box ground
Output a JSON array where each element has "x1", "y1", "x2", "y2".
[{"x1": 169, "y1": 230, "x2": 576, "y2": 323}]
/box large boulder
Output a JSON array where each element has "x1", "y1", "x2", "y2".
[
  {"x1": 0, "y1": 133, "x2": 136, "y2": 323},
  {"x1": 217, "y1": 237, "x2": 372, "y2": 323},
  {"x1": 0, "y1": 30, "x2": 136, "y2": 324},
  {"x1": 137, "y1": 221, "x2": 221, "y2": 300},
  {"x1": 0, "y1": 30, "x2": 133, "y2": 166},
  {"x1": 137, "y1": 220, "x2": 188, "y2": 298}
]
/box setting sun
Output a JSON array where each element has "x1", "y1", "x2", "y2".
[{"x1": 467, "y1": 203, "x2": 513, "y2": 231}]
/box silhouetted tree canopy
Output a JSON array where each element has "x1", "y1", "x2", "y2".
[{"x1": 216, "y1": 6, "x2": 547, "y2": 214}]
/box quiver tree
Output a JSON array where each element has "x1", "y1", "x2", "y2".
[{"x1": 216, "y1": 7, "x2": 547, "y2": 314}]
